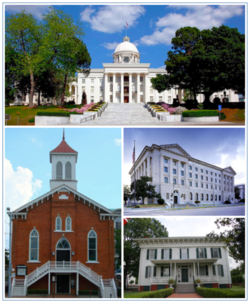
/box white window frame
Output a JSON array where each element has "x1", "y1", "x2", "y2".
[
  {"x1": 65, "y1": 215, "x2": 72, "y2": 231},
  {"x1": 65, "y1": 161, "x2": 72, "y2": 180},
  {"x1": 88, "y1": 229, "x2": 97, "y2": 262},
  {"x1": 29, "y1": 228, "x2": 39, "y2": 261},
  {"x1": 56, "y1": 215, "x2": 62, "y2": 231}
]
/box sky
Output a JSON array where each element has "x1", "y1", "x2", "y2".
[
  {"x1": 5, "y1": 128, "x2": 121, "y2": 212},
  {"x1": 5, "y1": 4, "x2": 245, "y2": 69},
  {"x1": 123, "y1": 128, "x2": 245, "y2": 185}
]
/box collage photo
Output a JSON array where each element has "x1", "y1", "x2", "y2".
[{"x1": 3, "y1": 2, "x2": 246, "y2": 302}]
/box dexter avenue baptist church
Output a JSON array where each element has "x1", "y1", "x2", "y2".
[{"x1": 68, "y1": 36, "x2": 239, "y2": 105}]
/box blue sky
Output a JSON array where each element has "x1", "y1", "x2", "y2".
[
  {"x1": 5, "y1": 128, "x2": 121, "y2": 212},
  {"x1": 5, "y1": 4, "x2": 245, "y2": 68},
  {"x1": 123, "y1": 128, "x2": 245, "y2": 185}
]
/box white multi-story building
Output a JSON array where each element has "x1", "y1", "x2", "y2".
[
  {"x1": 136, "y1": 236, "x2": 232, "y2": 292},
  {"x1": 129, "y1": 144, "x2": 236, "y2": 205}
]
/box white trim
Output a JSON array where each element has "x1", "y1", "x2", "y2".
[
  {"x1": 54, "y1": 230, "x2": 74, "y2": 233},
  {"x1": 86, "y1": 261, "x2": 100, "y2": 264},
  {"x1": 55, "y1": 215, "x2": 62, "y2": 231},
  {"x1": 56, "y1": 237, "x2": 71, "y2": 262},
  {"x1": 27, "y1": 261, "x2": 41, "y2": 263},
  {"x1": 65, "y1": 161, "x2": 72, "y2": 180},
  {"x1": 56, "y1": 161, "x2": 63, "y2": 179},
  {"x1": 88, "y1": 229, "x2": 97, "y2": 262},
  {"x1": 65, "y1": 215, "x2": 72, "y2": 231},
  {"x1": 29, "y1": 228, "x2": 39, "y2": 262}
]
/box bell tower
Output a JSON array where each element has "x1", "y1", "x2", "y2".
[{"x1": 49, "y1": 130, "x2": 78, "y2": 190}]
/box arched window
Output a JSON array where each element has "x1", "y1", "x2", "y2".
[
  {"x1": 30, "y1": 228, "x2": 39, "y2": 261},
  {"x1": 211, "y1": 194, "x2": 213, "y2": 201},
  {"x1": 201, "y1": 193, "x2": 204, "y2": 201},
  {"x1": 56, "y1": 215, "x2": 62, "y2": 231},
  {"x1": 88, "y1": 230, "x2": 97, "y2": 261},
  {"x1": 57, "y1": 238, "x2": 70, "y2": 249},
  {"x1": 65, "y1": 162, "x2": 72, "y2": 180},
  {"x1": 66, "y1": 215, "x2": 72, "y2": 231},
  {"x1": 195, "y1": 193, "x2": 199, "y2": 200},
  {"x1": 190, "y1": 193, "x2": 193, "y2": 200},
  {"x1": 206, "y1": 194, "x2": 209, "y2": 201},
  {"x1": 56, "y1": 161, "x2": 63, "y2": 179}
]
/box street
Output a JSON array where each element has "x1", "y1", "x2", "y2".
[{"x1": 123, "y1": 205, "x2": 245, "y2": 216}]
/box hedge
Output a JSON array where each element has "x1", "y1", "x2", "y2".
[
  {"x1": 124, "y1": 288, "x2": 173, "y2": 298},
  {"x1": 27, "y1": 289, "x2": 48, "y2": 295},
  {"x1": 37, "y1": 112, "x2": 70, "y2": 117},
  {"x1": 196, "y1": 287, "x2": 245, "y2": 298},
  {"x1": 79, "y1": 290, "x2": 98, "y2": 295},
  {"x1": 232, "y1": 275, "x2": 244, "y2": 283},
  {"x1": 182, "y1": 110, "x2": 218, "y2": 117}
]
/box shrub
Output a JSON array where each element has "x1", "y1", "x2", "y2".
[
  {"x1": 70, "y1": 112, "x2": 83, "y2": 115},
  {"x1": 37, "y1": 112, "x2": 70, "y2": 117},
  {"x1": 124, "y1": 288, "x2": 173, "y2": 298},
  {"x1": 79, "y1": 290, "x2": 98, "y2": 295},
  {"x1": 224, "y1": 200, "x2": 231, "y2": 204},
  {"x1": 182, "y1": 110, "x2": 218, "y2": 117},
  {"x1": 27, "y1": 289, "x2": 48, "y2": 295},
  {"x1": 28, "y1": 118, "x2": 35, "y2": 123},
  {"x1": 129, "y1": 280, "x2": 134, "y2": 284},
  {"x1": 219, "y1": 112, "x2": 226, "y2": 120},
  {"x1": 196, "y1": 287, "x2": 245, "y2": 298},
  {"x1": 168, "y1": 279, "x2": 175, "y2": 284},
  {"x1": 195, "y1": 200, "x2": 200, "y2": 205},
  {"x1": 197, "y1": 103, "x2": 204, "y2": 110},
  {"x1": 157, "y1": 198, "x2": 165, "y2": 205},
  {"x1": 195, "y1": 279, "x2": 201, "y2": 284},
  {"x1": 147, "y1": 102, "x2": 156, "y2": 105},
  {"x1": 239, "y1": 198, "x2": 245, "y2": 203},
  {"x1": 232, "y1": 275, "x2": 244, "y2": 283}
]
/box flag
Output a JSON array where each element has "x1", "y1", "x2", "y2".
[
  {"x1": 124, "y1": 218, "x2": 129, "y2": 225},
  {"x1": 132, "y1": 146, "x2": 135, "y2": 163}
]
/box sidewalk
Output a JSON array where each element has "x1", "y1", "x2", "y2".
[{"x1": 167, "y1": 293, "x2": 203, "y2": 298}]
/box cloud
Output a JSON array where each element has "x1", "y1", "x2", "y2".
[
  {"x1": 5, "y1": 5, "x2": 50, "y2": 20},
  {"x1": 80, "y1": 5, "x2": 145, "y2": 34},
  {"x1": 103, "y1": 42, "x2": 119, "y2": 50},
  {"x1": 140, "y1": 5, "x2": 244, "y2": 46},
  {"x1": 114, "y1": 138, "x2": 121, "y2": 146},
  {"x1": 5, "y1": 159, "x2": 42, "y2": 211}
]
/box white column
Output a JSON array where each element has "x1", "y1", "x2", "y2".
[
  {"x1": 177, "y1": 162, "x2": 181, "y2": 185},
  {"x1": 185, "y1": 163, "x2": 188, "y2": 187},
  {"x1": 75, "y1": 85, "x2": 78, "y2": 104},
  {"x1": 147, "y1": 157, "x2": 150, "y2": 177},
  {"x1": 143, "y1": 74, "x2": 147, "y2": 103},
  {"x1": 129, "y1": 73, "x2": 132, "y2": 103},
  {"x1": 77, "y1": 272, "x2": 79, "y2": 295},
  {"x1": 175, "y1": 263, "x2": 177, "y2": 279},
  {"x1": 121, "y1": 74, "x2": 124, "y2": 103},
  {"x1": 193, "y1": 262, "x2": 195, "y2": 278},
  {"x1": 169, "y1": 159, "x2": 172, "y2": 185},
  {"x1": 160, "y1": 155, "x2": 164, "y2": 184},
  {"x1": 113, "y1": 74, "x2": 116, "y2": 103},
  {"x1": 144, "y1": 74, "x2": 150, "y2": 103},
  {"x1": 104, "y1": 74, "x2": 109, "y2": 102},
  {"x1": 48, "y1": 272, "x2": 50, "y2": 294},
  {"x1": 137, "y1": 74, "x2": 140, "y2": 103}
]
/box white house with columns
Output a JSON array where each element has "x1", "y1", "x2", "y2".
[
  {"x1": 136, "y1": 236, "x2": 232, "y2": 292},
  {"x1": 129, "y1": 144, "x2": 236, "y2": 205}
]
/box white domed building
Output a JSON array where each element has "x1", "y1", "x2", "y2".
[{"x1": 71, "y1": 36, "x2": 239, "y2": 104}]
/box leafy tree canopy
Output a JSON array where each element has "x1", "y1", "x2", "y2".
[
  {"x1": 124, "y1": 185, "x2": 131, "y2": 204},
  {"x1": 124, "y1": 218, "x2": 168, "y2": 289}
]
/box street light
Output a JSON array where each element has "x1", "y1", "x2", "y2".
[{"x1": 6, "y1": 207, "x2": 12, "y2": 298}]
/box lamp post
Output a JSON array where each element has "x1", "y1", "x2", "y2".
[{"x1": 7, "y1": 207, "x2": 12, "y2": 298}]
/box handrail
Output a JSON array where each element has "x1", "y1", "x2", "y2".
[
  {"x1": 111, "y1": 278, "x2": 117, "y2": 298},
  {"x1": 11, "y1": 278, "x2": 15, "y2": 296}
]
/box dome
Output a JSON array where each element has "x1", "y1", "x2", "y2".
[{"x1": 114, "y1": 36, "x2": 139, "y2": 55}]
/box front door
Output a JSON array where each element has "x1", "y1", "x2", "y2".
[
  {"x1": 56, "y1": 250, "x2": 70, "y2": 262},
  {"x1": 124, "y1": 96, "x2": 129, "y2": 103},
  {"x1": 181, "y1": 268, "x2": 188, "y2": 282},
  {"x1": 174, "y1": 196, "x2": 178, "y2": 204},
  {"x1": 57, "y1": 275, "x2": 69, "y2": 294}
]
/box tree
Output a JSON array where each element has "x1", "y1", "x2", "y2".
[
  {"x1": 206, "y1": 218, "x2": 245, "y2": 264},
  {"x1": 123, "y1": 185, "x2": 131, "y2": 205},
  {"x1": 5, "y1": 249, "x2": 9, "y2": 268},
  {"x1": 124, "y1": 218, "x2": 168, "y2": 289},
  {"x1": 130, "y1": 176, "x2": 161, "y2": 204},
  {"x1": 151, "y1": 25, "x2": 245, "y2": 103},
  {"x1": 234, "y1": 186, "x2": 240, "y2": 199}
]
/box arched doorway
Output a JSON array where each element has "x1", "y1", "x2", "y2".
[
  {"x1": 173, "y1": 190, "x2": 179, "y2": 204},
  {"x1": 56, "y1": 237, "x2": 71, "y2": 262}
]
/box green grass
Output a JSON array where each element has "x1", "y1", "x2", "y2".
[
  {"x1": 124, "y1": 288, "x2": 173, "y2": 298},
  {"x1": 231, "y1": 286, "x2": 245, "y2": 291}
]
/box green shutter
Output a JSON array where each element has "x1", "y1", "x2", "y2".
[
  {"x1": 205, "y1": 248, "x2": 207, "y2": 259},
  {"x1": 180, "y1": 249, "x2": 182, "y2": 259},
  {"x1": 221, "y1": 265, "x2": 224, "y2": 277},
  {"x1": 155, "y1": 249, "x2": 157, "y2": 260},
  {"x1": 187, "y1": 248, "x2": 189, "y2": 259},
  {"x1": 153, "y1": 266, "x2": 157, "y2": 277},
  {"x1": 145, "y1": 266, "x2": 148, "y2": 278},
  {"x1": 219, "y1": 248, "x2": 222, "y2": 258},
  {"x1": 161, "y1": 249, "x2": 164, "y2": 260},
  {"x1": 168, "y1": 266, "x2": 170, "y2": 277},
  {"x1": 170, "y1": 249, "x2": 172, "y2": 260},
  {"x1": 205, "y1": 265, "x2": 208, "y2": 276},
  {"x1": 212, "y1": 265, "x2": 216, "y2": 275},
  {"x1": 211, "y1": 248, "x2": 214, "y2": 258},
  {"x1": 146, "y1": 249, "x2": 149, "y2": 260},
  {"x1": 161, "y1": 266, "x2": 163, "y2": 277},
  {"x1": 196, "y1": 248, "x2": 199, "y2": 259}
]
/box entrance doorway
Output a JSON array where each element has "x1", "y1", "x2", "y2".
[
  {"x1": 124, "y1": 96, "x2": 129, "y2": 103},
  {"x1": 174, "y1": 196, "x2": 178, "y2": 204},
  {"x1": 181, "y1": 268, "x2": 188, "y2": 282},
  {"x1": 57, "y1": 275, "x2": 70, "y2": 294},
  {"x1": 56, "y1": 237, "x2": 71, "y2": 262}
]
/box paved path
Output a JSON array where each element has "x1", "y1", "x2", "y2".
[
  {"x1": 124, "y1": 205, "x2": 245, "y2": 216},
  {"x1": 167, "y1": 293, "x2": 203, "y2": 298},
  {"x1": 76, "y1": 103, "x2": 239, "y2": 126}
]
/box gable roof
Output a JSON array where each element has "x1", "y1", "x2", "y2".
[
  {"x1": 222, "y1": 166, "x2": 237, "y2": 175},
  {"x1": 160, "y1": 144, "x2": 191, "y2": 158}
]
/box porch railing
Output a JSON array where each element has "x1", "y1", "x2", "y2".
[
  {"x1": 152, "y1": 276, "x2": 175, "y2": 283},
  {"x1": 194, "y1": 276, "x2": 218, "y2": 282}
]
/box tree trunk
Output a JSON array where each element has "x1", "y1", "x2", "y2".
[
  {"x1": 61, "y1": 73, "x2": 68, "y2": 105},
  {"x1": 38, "y1": 90, "x2": 41, "y2": 106},
  {"x1": 29, "y1": 71, "x2": 35, "y2": 107}
]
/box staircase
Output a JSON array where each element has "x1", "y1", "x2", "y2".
[
  {"x1": 175, "y1": 283, "x2": 196, "y2": 293},
  {"x1": 11, "y1": 261, "x2": 116, "y2": 298}
]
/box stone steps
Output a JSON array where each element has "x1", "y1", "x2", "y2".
[{"x1": 175, "y1": 283, "x2": 196, "y2": 293}]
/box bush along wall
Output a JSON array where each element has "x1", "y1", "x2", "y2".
[
  {"x1": 27, "y1": 289, "x2": 48, "y2": 295},
  {"x1": 182, "y1": 110, "x2": 218, "y2": 117},
  {"x1": 125, "y1": 288, "x2": 173, "y2": 298},
  {"x1": 79, "y1": 290, "x2": 99, "y2": 296},
  {"x1": 37, "y1": 112, "x2": 70, "y2": 117},
  {"x1": 196, "y1": 287, "x2": 245, "y2": 298}
]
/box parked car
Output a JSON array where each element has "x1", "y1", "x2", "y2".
[{"x1": 115, "y1": 268, "x2": 121, "y2": 280}]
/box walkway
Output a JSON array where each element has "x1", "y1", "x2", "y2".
[
  {"x1": 76, "y1": 103, "x2": 236, "y2": 126},
  {"x1": 167, "y1": 293, "x2": 203, "y2": 298}
]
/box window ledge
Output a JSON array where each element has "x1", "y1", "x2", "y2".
[
  {"x1": 54, "y1": 230, "x2": 73, "y2": 232},
  {"x1": 27, "y1": 261, "x2": 41, "y2": 263},
  {"x1": 86, "y1": 261, "x2": 99, "y2": 264}
]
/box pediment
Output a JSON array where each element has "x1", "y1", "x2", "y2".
[
  {"x1": 160, "y1": 144, "x2": 190, "y2": 158},
  {"x1": 222, "y1": 166, "x2": 236, "y2": 175}
]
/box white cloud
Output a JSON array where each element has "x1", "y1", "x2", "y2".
[
  {"x1": 103, "y1": 42, "x2": 119, "y2": 50},
  {"x1": 5, "y1": 5, "x2": 50, "y2": 20},
  {"x1": 140, "y1": 5, "x2": 244, "y2": 46},
  {"x1": 5, "y1": 159, "x2": 42, "y2": 211},
  {"x1": 80, "y1": 5, "x2": 145, "y2": 34},
  {"x1": 114, "y1": 138, "x2": 121, "y2": 146}
]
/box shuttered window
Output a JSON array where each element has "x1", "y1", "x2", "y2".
[
  {"x1": 196, "y1": 248, "x2": 207, "y2": 259},
  {"x1": 210, "y1": 248, "x2": 221, "y2": 258},
  {"x1": 161, "y1": 248, "x2": 172, "y2": 260},
  {"x1": 56, "y1": 161, "x2": 63, "y2": 179},
  {"x1": 217, "y1": 265, "x2": 224, "y2": 276},
  {"x1": 65, "y1": 162, "x2": 72, "y2": 180},
  {"x1": 145, "y1": 266, "x2": 151, "y2": 278},
  {"x1": 146, "y1": 249, "x2": 157, "y2": 260},
  {"x1": 180, "y1": 248, "x2": 189, "y2": 259}
]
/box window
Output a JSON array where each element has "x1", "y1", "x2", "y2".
[
  {"x1": 206, "y1": 177, "x2": 208, "y2": 181},
  {"x1": 181, "y1": 171, "x2": 184, "y2": 176},
  {"x1": 173, "y1": 169, "x2": 176, "y2": 174},
  {"x1": 206, "y1": 194, "x2": 208, "y2": 201},
  {"x1": 195, "y1": 174, "x2": 198, "y2": 179},
  {"x1": 189, "y1": 166, "x2": 192, "y2": 170},
  {"x1": 145, "y1": 266, "x2": 152, "y2": 278},
  {"x1": 201, "y1": 176, "x2": 203, "y2": 180},
  {"x1": 201, "y1": 193, "x2": 204, "y2": 201},
  {"x1": 91, "y1": 78, "x2": 94, "y2": 84},
  {"x1": 211, "y1": 248, "x2": 221, "y2": 258},
  {"x1": 91, "y1": 86, "x2": 94, "y2": 93},
  {"x1": 164, "y1": 177, "x2": 168, "y2": 183},
  {"x1": 211, "y1": 178, "x2": 213, "y2": 182},
  {"x1": 110, "y1": 76, "x2": 113, "y2": 82},
  {"x1": 29, "y1": 228, "x2": 39, "y2": 261},
  {"x1": 212, "y1": 265, "x2": 216, "y2": 275},
  {"x1": 147, "y1": 249, "x2": 157, "y2": 260},
  {"x1": 181, "y1": 180, "x2": 184, "y2": 186},
  {"x1": 91, "y1": 96, "x2": 94, "y2": 102},
  {"x1": 190, "y1": 192, "x2": 193, "y2": 200},
  {"x1": 164, "y1": 167, "x2": 168, "y2": 173},
  {"x1": 219, "y1": 174, "x2": 221, "y2": 178},
  {"x1": 115, "y1": 222, "x2": 121, "y2": 229},
  {"x1": 181, "y1": 163, "x2": 184, "y2": 168},
  {"x1": 164, "y1": 158, "x2": 168, "y2": 164},
  {"x1": 196, "y1": 248, "x2": 207, "y2": 259},
  {"x1": 166, "y1": 193, "x2": 170, "y2": 199},
  {"x1": 217, "y1": 265, "x2": 224, "y2": 276},
  {"x1": 180, "y1": 248, "x2": 189, "y2": 259},
  {"x1": 195, "y1": 182, "x2": 198, "y2": 187},
  {"x1": 211, "y1": 172, "x2": 213, "y2": 175},
  {"x1": 201, "y1": 183, "x2": 203, "y2": 188},
  {"x1": 161, "y1": 248, "x2": 172, "y2": 260},
  {"x1": 88, "y1": 230, "x2": 97, "y2": 261},
  {"x1": 56, "y1": 161, "x2": 63, "y2": 179},
  {"x1": 66, "y1": 215, "x2": 72, "y2": 231},
  {"x1": 206, "y1": 184, "x2": 208, "y2": 189},
  {"x1": 201, "y1": 169, "x2": 203, "y2": 173},
  {"x1": 215, "y1": 173, "x2": 217, "y2": 176},
  {"x1": 189, "y1": 181, "x2": 192, "y2": 187},
  {"x1": 173, "y1": 161, "x2": 177, "y2": 166},
  {"x1": 215, "y1": 186, "x2": 217, "y2": 190},
  {"x1": 195, "y1": 167, "x2": 198, "y2": 171},
  {"x1": 161, "y1": 266, "x2": 170, "y2": 277},
  {"x1": 65, "y1": 162, "x2": 72, "y2": 180},
  {"x1": 189, "y1": 173, "x2": 192, "y2": 178},
  {"x1": 173, "y1": 178, "x2": 177, "y2": 185},
  {"x1": 56, "y1": 215, "x2": 62, "y2": 231},
  {"x1": 211, "y1": 185, "x2": 213, "y2": 189},
  {"x1": 150, "y1": 96, "x2": 153, "y2": 102},
  {"x1": 140, "y1": 76, "x2": 143, "y2": 82},
  {"x1": 219, "y1": 180, "x2": 221, "y2": 183},
  {"x1": 215, "y1": 179, "x2": 217, "y2": 183},
  {"x1": 199, "y1": 265, "x2": 208, "y2": 276},
  {"x1": 150, "y1": 86, "x2": 153, "y2": 94},
  {"x1": 82, "y1": 79, "x2": 85, "y2": 84},
  {"x1": 183, "y1": 194, "x2": 186, "y2": 200},
  {"x1": 195, "y1": 193, "x2": 198, "y2": 200},
  {"x1": 159, "y1": 96, "x2": 163, "y2": 102}
]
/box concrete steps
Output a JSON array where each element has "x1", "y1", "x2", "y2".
[{"x1": 175, "y1": 283, "x2": 196, "y2": 293}]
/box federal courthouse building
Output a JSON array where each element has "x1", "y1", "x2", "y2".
[
  {"x1": 9, "y1": 133, "x2": 119, "y2": 297},
  {"x1": 129, "y1": 144, "x2": 236, "y2": 205}
]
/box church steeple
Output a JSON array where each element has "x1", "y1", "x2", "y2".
[{"x1": 49, "y1": 130, "x2": 78, "y2": 191}]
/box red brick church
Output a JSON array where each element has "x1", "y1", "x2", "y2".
[{"x1": 9, "y1": 132, "x2": 119, "y2": 297}]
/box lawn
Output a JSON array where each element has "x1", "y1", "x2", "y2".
[
  {"x1": 220, "y1": 108, "x2": 245, "y2": 123},
  {"x1": 230, "y1": 286, "x2": 245, "y2": 291}
]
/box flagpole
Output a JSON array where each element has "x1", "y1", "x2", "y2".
[{"x1": 133, "y1": 140, "x2": 136, "y2": 207}]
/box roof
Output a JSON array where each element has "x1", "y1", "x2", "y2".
[
  {"x1": 114, "y1": 36, "x2": 139, "y2": 54},
  {"x1": 50, "y1": 134, "x2": 78, "y2": 163}
]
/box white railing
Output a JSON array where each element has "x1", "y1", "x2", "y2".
[
  {"x1": 195, "y1": 276, "x2": 218, "y2": 282},
  {"x1": 77, "y1": 261, "x2": 102, "y2": 287},
  {"x1": 152, "y1": 276, "x2": 175, "y2": 283},
  {"x1": 26, "y1": 261, "x2": 50, "y2": 286},
  {"x1": 80, "y1": 114, "x2": 96, "y2": 123},
  {"x1": 11, "y1": 278, "x2": 15, "y2": 295},
  {"x1": 103, "y1": 278, "x2": 112, "y2": 286},
  {"x1": 111, "y1": 278, "x2": 117, "y2": 298},
  {"x1": 100, "y1": 278, "x2": 105, "y2": 298},
  {"x1": 23, "y1": 277, "x2": 27, "y2": 296}
]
